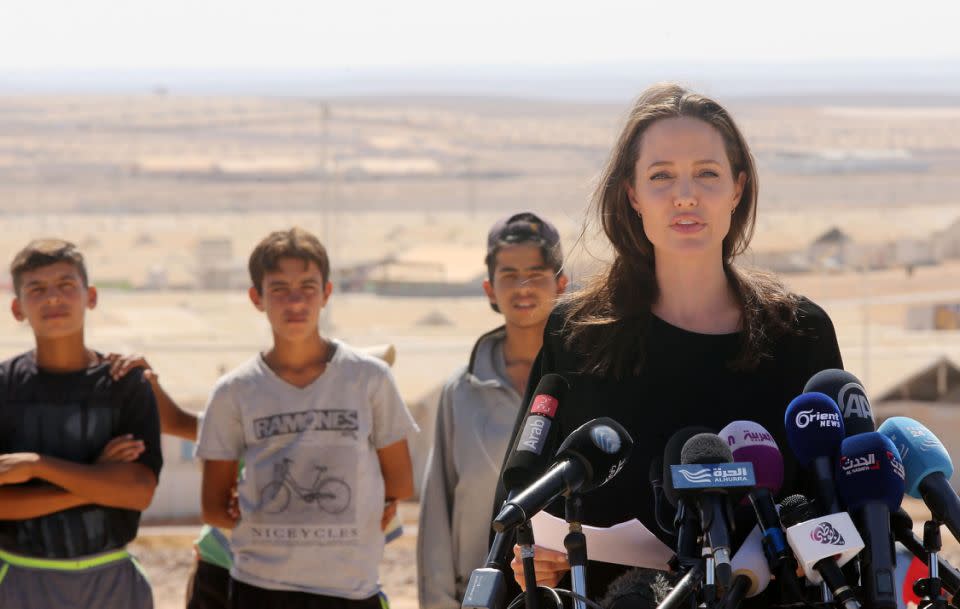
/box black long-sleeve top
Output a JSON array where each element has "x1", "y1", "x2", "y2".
[{"x1": 498, "y1": 296, "x2": 844, "y2": 600}]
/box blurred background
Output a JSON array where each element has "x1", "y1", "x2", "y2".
[{"x1": 0, "y1": 2, "x2": 959, "y2": 606}]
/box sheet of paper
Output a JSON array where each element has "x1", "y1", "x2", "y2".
[{"x1": 530, "y1": 511, "x2": 674, "y2": 571}]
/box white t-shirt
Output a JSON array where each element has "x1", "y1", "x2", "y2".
[{"x1": 196, "y1": 340, "x2": 418, "y2": 598}]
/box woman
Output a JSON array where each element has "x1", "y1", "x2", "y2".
[{"x1": 501, "y1": 83, "x2": 843, "y2": 600}]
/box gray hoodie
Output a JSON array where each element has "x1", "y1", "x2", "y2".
[{"x1": 417, "y1": 327, "x2": 522, "y2": 609}]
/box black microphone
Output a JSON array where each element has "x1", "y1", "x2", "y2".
[
  {"x1": 463, "y1": 374, "x2": 569, "y2": 609},
  {"x1": 501, "y1": 374, "x2": 570, "y2": 491},
  {"x1": 805, "y1": 369, "x2": 875, "y2": 436},
  {"x1": 677, "y1": 433, "x2": 744, "y2": 587},
  {"x1": 891, "y1": 507, "x2": 960, "y2": 596},
  {"x1": 492, "y1": 417, "x2": 633, "y2": 532},
  {"x1": 662, "y1": 426, "x2": 714, "y2": 565},
  {"x1": 779, "y1": 494, "x2": 862, "y2": 609},
  {"x1": 837, "y1": 432, "x2": 906, "y2": 609},
  {"x1": 650, "y1": 456, "x2": 676, "y2": 536}
]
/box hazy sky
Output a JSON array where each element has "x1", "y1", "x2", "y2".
[{"x1": 2, "y1": 0, "x2": 959, "y2": 70}]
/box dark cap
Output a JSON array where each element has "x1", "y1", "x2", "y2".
[{"x1": 486, "y1": 212, "x2": 561, "y2": 255}]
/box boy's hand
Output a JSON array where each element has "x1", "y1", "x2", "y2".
[
  {"x1": 104, "y1": 353, "x2": 158, "y2": 384},
  {"x1": 96, "y1": 435, "x2": 145, "y2": 464},
  {"x1": 0, "y1": 453, "x2": 41, "y2": 484},
  {"x1": 381, "y1": 498, "x2": 398, "y2": 531},
  {"x1": 228, "y1": 484, "x2": 240, "y2": 521}
]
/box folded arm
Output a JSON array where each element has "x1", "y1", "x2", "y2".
[
  {"x1": 0, "y1": 485, "x2": 90, "y2": 520},
  {"x1": 32, "y1": 456, "x2": 158, "y2": 511}
]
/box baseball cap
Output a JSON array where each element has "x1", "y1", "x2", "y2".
[{"x1": 486, "y1": 212, "x2": 561, "y2": 256}]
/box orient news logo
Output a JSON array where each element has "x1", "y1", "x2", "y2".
[
  {"x1": 810, "y1": 522, "x2": 846, "y2": 546},
  {"x1": 794, "y1": 409, "x2": 841, "y2": 430},
  {"x1": 590, "y1": 425, "x2": 626, "y2": 485}
]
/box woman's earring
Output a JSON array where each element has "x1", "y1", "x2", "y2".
[{"x1": 637, "y1": 210, "x2": 642, "y2": 218}]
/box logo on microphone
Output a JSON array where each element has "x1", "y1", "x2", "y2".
[
  {"x1": 530, "y1": 395, "x2": 559, "y2": 418},
  {"x1": 810, "y1": 522, "x2": 846, "y2": 546},
  {"x1": 795, "y1": 409, "x2": 841, "y2": 429},
  {"x1": 887, "y1": 451, "x2": 905, "y2": 480},
  {"x1": 590, "y1": 425, "x2": 622, "y2": 455},
  {"x1": 840, "y1": 453, "x2": 880, "y2": 474},
  {"x1": 838, "y1": 382, "x2": 871, "y2": 420},
  {"x1": 671, "y1": 463, "x2": 756, "y2": 489},
  {"x1": 678, "y1": 467, "x2": 713, "y2": 484}
]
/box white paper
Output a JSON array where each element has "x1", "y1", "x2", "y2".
[{"x1": 529, "y1": 511, "x2": 674, "y2": 570}]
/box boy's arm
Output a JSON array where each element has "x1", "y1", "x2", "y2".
[
  {"x1": 202, "y1": 460, "x2": 240, "y2": 529},
  {"x1": 378, "y1": 439, "x2": 414, "y2": 501},
  {"x1": 417, "y1": 385, "x2": 462, "y2": 609},
  {"x1": 0, "y1": 485, "x2": 89, "y2": 520},
  {"x1": 107, "y1": 353, "x2": 199, "y2": 441},
  {"x1": 31, "y1": 457, "x2": 156, "y2": 511}
]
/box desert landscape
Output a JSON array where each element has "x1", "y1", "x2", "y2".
[{"x1": 2, "y1": 92, "x2": 960, "y2": 607}]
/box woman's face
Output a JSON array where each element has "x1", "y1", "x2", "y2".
[{"x1": 626, "y1": 116, "x2": 746, "y2": 263}]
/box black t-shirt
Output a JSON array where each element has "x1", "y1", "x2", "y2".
[
  {"x1": 0, "y1": 351, "x2": 163, "y2": 558},
  {"x1": 501, "y1": 296, "x2": 843, "y2": 599}
]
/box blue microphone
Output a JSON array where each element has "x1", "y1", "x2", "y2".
[
  {"x1": 784, "y1": 392, "x2": 845, "y2": 514},
  {"x1": 878, "y1": 417, "x2": 960, "y2": 543},
  {"x1": 837, "y1": 432, "x2": 906, "y2": 609}
]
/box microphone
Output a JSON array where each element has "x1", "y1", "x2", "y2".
[
  {"x1": 784, "y1": 392, "x2": 845, "y2": 514},
  {"x1": 805, "y1": 369, "x2": 875, "y2": 436},
  {"x1": 718, "y1": 420, "x2": 788, "y2": 570},
  {"x1": 720, "y1": 526, "x2": 772, "y2": 609},
  {"x1": 675, "y1": 433, "x2": 754, "y2": 587},
  {"x1": 492, "y1": 417, "x2": 633, "y2": 532},
  {"x1": 662, "y1": 426, "x2": 714, "y2": 564},
  {"x1": 464, "y1": 374, "x2": 568, "y2": 609},
  {"x1": 878, "y1": 416, "x2": 960, "y2": 544},
  {"x1": 890, "y1": 507, "x2": 960, "y2": 596},
  {"x1": 779, "y1": 494, "x2": 863, "y2": 609},
  {"x1": 501, "y1": 374, "x2": 570, "y2": 491},
  {"x1": 836, "y1": 432, "x2": 906, "y2": 609},
  {"x1": 650, "y1": 456, "x2": 676, "y2": 536}
]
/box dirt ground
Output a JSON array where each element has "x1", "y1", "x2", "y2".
[{"x1": 133, "y1": 499, "x2": 960, "y2": 609}]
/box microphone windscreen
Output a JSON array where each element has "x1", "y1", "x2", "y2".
[
  {"x1": 878, "y1": 416, "x2": 954, "y2": 499},
  {"x1": 680, "y1": 433, "x2": 734, "y2": 466},
  {"x1": 662, "y1": 426, "x2": 714, "y2": 507},
  {"x1": 555, "y1": 417, "x2": 634, "y2": 493},
  {"x1": 805, "y1": 369, "x2": 875, "y2": 436},
  {"x1": 719, "y1": 420, "x2": 784, "y2": 495},
  {"x1": 501, "y1": 373, "x2": 569, "y2": 490},
  {"x1": 778, "y1": 494, "x2": 815, "y2": 527},
  {"x1": 784, "y1": 392, "x2": 845, "y2": 466},
  {"x1": 837, "y1": 432, "x2": 906, "y2": 511}
]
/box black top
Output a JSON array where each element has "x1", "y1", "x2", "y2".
[
  {"x1": 500, "y1": 296, "x2": 843, "y2": 599},
  {"x1": 0, "y1": 352, "x2": 163, "y2": 558}
]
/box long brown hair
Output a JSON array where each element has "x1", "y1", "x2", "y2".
[{"x1": 563, "y1": 83, "x2": 799, "y2": 378}]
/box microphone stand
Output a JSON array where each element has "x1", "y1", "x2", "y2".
[
  {"x1": 516, "y1": 522, "x2": 540, "y2": 609},
  {"x1": 915, "y1": 520, "x2": 956, "y2": 609},
  {"x1": 658, "y1": 501, "x2": 707, "y2": 609},
  {"x1": 564, "y1": 495, "x2": 588, "y2": 609}
]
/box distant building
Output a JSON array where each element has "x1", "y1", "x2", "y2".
[
  {"x1": 873, "y1": 357, "x2": 960, "y2": 487},
  {"x1": 906, "y1": 303, "x2": 960, "y2": 331},
  {"x1": 194, "y1": 238, "x2": 247, "y2": 289},
  {"x1": 808, "y1": 227, "x2": 854, "y2": 270},
  {"x1": 932, "y1": 218, "x2": 960, "y2": 260}
]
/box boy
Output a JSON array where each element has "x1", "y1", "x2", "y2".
[
  {"x1": 196, "y1": 227, "x2": 417, "y2": 609},
  {"x1": 417, "y1": 212, "x2": 567, "y2": 609},
  {"x1": 0, "y1": 239, "x2": 162, "y2": 608}
]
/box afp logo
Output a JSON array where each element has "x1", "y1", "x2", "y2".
[{"x1": 838, "y1": 382, "x2": 871, "y2": 420}]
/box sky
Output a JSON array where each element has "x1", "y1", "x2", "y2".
[{"x1": 2, "y1": 0, "x2": 958, "y2": 70}]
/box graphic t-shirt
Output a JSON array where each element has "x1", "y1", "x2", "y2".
[
  {"x1": 0, "y1": 351, "x2": 163, "y2": 558},
  {"x1": 196, "y1": 340, "x2": 418, "y2": 598}
]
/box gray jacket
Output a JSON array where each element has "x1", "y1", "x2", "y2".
[{"x1": 417, "y1": 327, "x2": 522, "y2": 609}]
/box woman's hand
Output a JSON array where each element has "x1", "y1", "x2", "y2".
[{"x1": 511, "y1": 544, "x2": 570, "y2": 590}]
